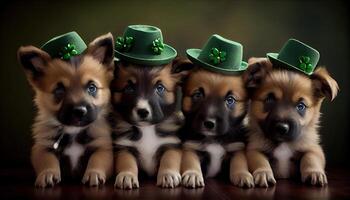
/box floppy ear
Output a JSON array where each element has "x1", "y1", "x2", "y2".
[
  {"x1": 242, "y1": 57, "x2": 273, "y2": 89},
  {"x1": 171, "y1": 56, "x2": 195, "y2": 83},
  {"x1": 311, "y1": 67, "x2": 339, "y2": 101},
  {"x1": 87, "y1": 32, "x2": 114, "y2": 67},
  {"x1": 17, "y1": 46, "x2": 51, "y2": 84}
]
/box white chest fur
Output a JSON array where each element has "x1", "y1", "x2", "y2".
[
  {"x1": 63, "y1": 138, "x2": 85, "y2": 170},
  {"x1": 272, "y1": 143, "x2": 294, "y2": 178},
  {"x1": 115, "y1": 125, "x2": 180, "y2": 176},
  {"x1": 205, "y1": 143, "x2": 225, "y2": 177}
]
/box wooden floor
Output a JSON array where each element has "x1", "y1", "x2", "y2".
[{"x1": 1, "y1": 168, "x2": 350, "y2": 199}]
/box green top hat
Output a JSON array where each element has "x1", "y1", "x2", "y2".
[
  {"x1": 186, "y1": 34, "x2": 248, "y2": 74},
  {"x1": 41, "y1": 31, "x2": 87, "y2": 60},
  {"x1": 114, "y1": 25, "x2": 177, "y2": 66},
  {"x1": 267, "y1": 39, "x2": 320, "y2": 75}
]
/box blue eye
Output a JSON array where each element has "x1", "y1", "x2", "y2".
[
  {"x1": 296, "y1": 102, "x2": 306, "y2": 111},
  {"x1": 53, "y1": 83, "x2": 65, "y2": 101},
  {"x1": 156, "y1": 83, "x2": 165, "y2": 94},
  {"x1": 192, "y1": 90, "x2": 203, "y2": 101},
  {"x1": 87, "y1": 83, "x2": 97, "y2": 96},
  {"x1": 225, "y1": 95, "x2": 236, "y2": 108}
]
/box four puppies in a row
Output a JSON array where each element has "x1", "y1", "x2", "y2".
[{"x1": 17, "y1": 25, "x2": 338, "y2": 188}]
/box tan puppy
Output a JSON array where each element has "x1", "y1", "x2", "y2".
[
  {"x1": 180, "y1": 68, "x2": 253, "y2": 188},
  {"x1": 18, "y1": 33, "x2": 115, "y2": 187},
  {"x1": 244, "y1": 57, "x2": 338, "y2": 187}
]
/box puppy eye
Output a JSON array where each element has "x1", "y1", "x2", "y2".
[
  {"x1": 296, "y1": 102, "x2": 306, "y2": 112},
  {"x1": 192, "y1": 90, "x2": 204, "y2": 101},
  {"x1": 225, "y1": 95, "x2": 236, "y2": 108},
  {"x1": 265, "y1": 93, "x2": 276, "y2": 104},
  {"x1": 53, "y1": 82, "x2": 65, "y2": 100},
  {"x1": 87, "y1": 82, "x2": 98, "y2": 96},
  {"x1": 155, "y1": 83, "x2": 166, "y2": 95},
  {"x1": 124, "y1": 82, "x2": 135, "y2": 94}
]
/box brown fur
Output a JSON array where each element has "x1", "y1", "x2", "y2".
[
  {"x1": 180, "y1": 68, "x2": 253, "y2": 188},
  {"x1": 18, "y1": 33, "x2": 115, "y2": 187},
  {"x1": 244, "y1": 57, "x2": 339, "y2": 187}
]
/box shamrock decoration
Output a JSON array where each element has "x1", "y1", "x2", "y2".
[
  {"x1": 59, "y1": 43, "x2": 78, "y2": 60},
  {"x1": 151, "y1": 38, "x2": 164, "y2": 55},
  {"x1": 298, "y1": 56, "x2": 313, "y2": 73},
  {"x1": 209, "y1": 47, "x2": 226, "y2": 65},
  {"x1": 116, "y1": 36, "x2": 134, "y2": 52}
]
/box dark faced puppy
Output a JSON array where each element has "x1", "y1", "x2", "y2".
[
  {"x1": 18, "y1": 33, "x2": 115, "y2": 187},
  {"x1": 180, "y1": 68, "x2": 253, "y2": 188},
  {"x1": 111, "y1": 57, "x2": 192, "y2": 189},
  {"x1": 245, "y1": 57, "x2": 338, "y2": 187}
]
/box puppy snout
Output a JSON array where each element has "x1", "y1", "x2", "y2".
[
  {"x1": 203, "y1": 119, "x2": 216, "y2": 130},
  {"x1": 137, "y1": 108, "x2": 149, "y2": 119},
  {"x1": 73, "y1": 106, "x2": 88, "y2": 118},
  {"x1": 274, "y1": 122, "x2": 290, "y2": 135}
]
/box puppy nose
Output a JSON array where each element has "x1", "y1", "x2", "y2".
[
  {"x1": 137, "y1": 109, "x2": 149, "y2": 119},
  {"x1": 274, "y1": 122, "x2": 289, "y2": 135},
  {"x1": 73, "y1": 106, "x2": 88, "y2": 118},
  {"x1": 203, "y1": 120, "x2": 216, "y2": 130}
]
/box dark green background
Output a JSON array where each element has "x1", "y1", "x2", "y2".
[{"x1": 0, "y1": 0, "x2": 348, "y2": 168}]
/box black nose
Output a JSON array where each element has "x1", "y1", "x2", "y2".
[
  {"x1": 274, "y1": 122, "x2": 290, "y2": 135},
  {"x1": 72, "y1": 106, "x2": 88, "y2": 118},
  {"x1": 137, "y1": 109, "x2": 149, "y2": 119},
  {"x1": 203, "y1": 120, "x2": 216, "y2": 130}
]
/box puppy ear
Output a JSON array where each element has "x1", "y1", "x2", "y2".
[
  {"x1": 311, "y1": 67, "x2": 339, "y2": 101},
  {"x1": 171, "y1": 56, "x2": 195, "y2": 83},
  {"x1": 243, "y1": 57, "x2": 273, "y2": 89},
  {"x1": 17, "y1": 46, "x2": 51, "y2": 83},
  {"x1": 87, "y1": 32, "x2": 114, "y2": 67}
]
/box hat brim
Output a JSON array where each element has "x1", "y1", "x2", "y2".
[
  {"x1": 186, "y1": 49, "x2": 248, "y2": 75},
  {"x1": 115, "y1": 44, "x2": 177, "y2": 66},
  {"x1": 267, "y1": 53, "x2": 313, "y2": 75}
]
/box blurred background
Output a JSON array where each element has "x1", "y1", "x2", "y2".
[{"x1": 0, "y1": 0, "x2": 348, "y2": 169}]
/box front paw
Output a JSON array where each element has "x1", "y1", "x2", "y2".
[
  {"x1": 301, "y1": 170, "x2": 328, "y2": 186},
  {"x1": 253, "y1": 169, "x2": 276, "y2": 187},
  {"x1": 181, "y1": 170, "x2": 204, "y2": 188},
  {"x1": 230, "y1": 171, "x2": 254, "y2": 188},
  {"x1": 82, "y1": 169, "x2": 106, "y2": 186},
  {"x1": 114, "y1": 171, "x2": 139, "y2": 189},
  {"x1": 157, "y1": 169, "x2": 181, "y2": 188},
  {"x1": 35, "y1": 169, "x2": 61, "y2": 188}
]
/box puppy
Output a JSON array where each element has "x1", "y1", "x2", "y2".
[
  {"x1": 111, "y1": 58, "x2": 192, "y2": 189},
  {"x1": 180, "y1": 68, "x2": 254, "y2": 188},
  {"x1": 18, "y1": 33, "x2": 115, "y2": 187},
  {"x1": 244, "y1": 57, "x2": 338, "y2": 187}
]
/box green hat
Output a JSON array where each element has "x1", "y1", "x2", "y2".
[
  {"x1": 186, "y1": 34, "x2": 248, "y2": 74},
  {"x1": 267, "y1": 39, "x2": 320, "y2": 75},
  {"x1": 41, "y1": 31, "x2": 87, "y2": 60},
  {"x1": 114, "y1": 25, "x2": 177, "y2": 66}
]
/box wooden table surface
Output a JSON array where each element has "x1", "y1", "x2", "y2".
[{"x1": 1, "y1": 168, "x2": 349, "y2": 199}]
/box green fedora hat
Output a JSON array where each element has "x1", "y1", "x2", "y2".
[
  {"x1": 186, "y1": 34, "x2": 248, "y2": 74},
  {"x1": 114, "y1": 25, "x2": 177, "y2": 65},
  {"x1": 41, "y1": 31, "x2": 87, "y2": 60},
  {"x1": 267, "y1": 39, "x2": 320, "y2": 75}
]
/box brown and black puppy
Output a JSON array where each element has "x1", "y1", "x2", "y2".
[
  {"x1": 111, "y1": 58, "x2": 192, "y2": 189},
  {"x1": 180, "y1": 68, "x2": 254, "y2": 188},
  {"x1": 18, "y1": 33, "x2": 115, "y2": 187},
  {"x1": 244, "y1": 57, "x2": 339, "y2": 187}
]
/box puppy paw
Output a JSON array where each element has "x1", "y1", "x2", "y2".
[
  {"x1": 157, "y1": 169, "x2": 181, "y2": 188},
  {"x1": 82, "y1": 169, "x2": 106, "y2": 187},
  {"x1": 230, "y1": 171, "x2": 254, "y2": 188},
  {"x1": 253, "y1": 169, "x2": 276, "y2": 187},
  {"x1": 301, "y1": 170, "x2": 328, "y2": 186},
  {"x1": 181, "y1": 170, "x2": 205, "y2": 188},
  {"x1": 35, "y1": 169, "x2": 61, "y2": 188},
  {"x1": 114, "y1": 171, "x2": 139, "y2": 189}
]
